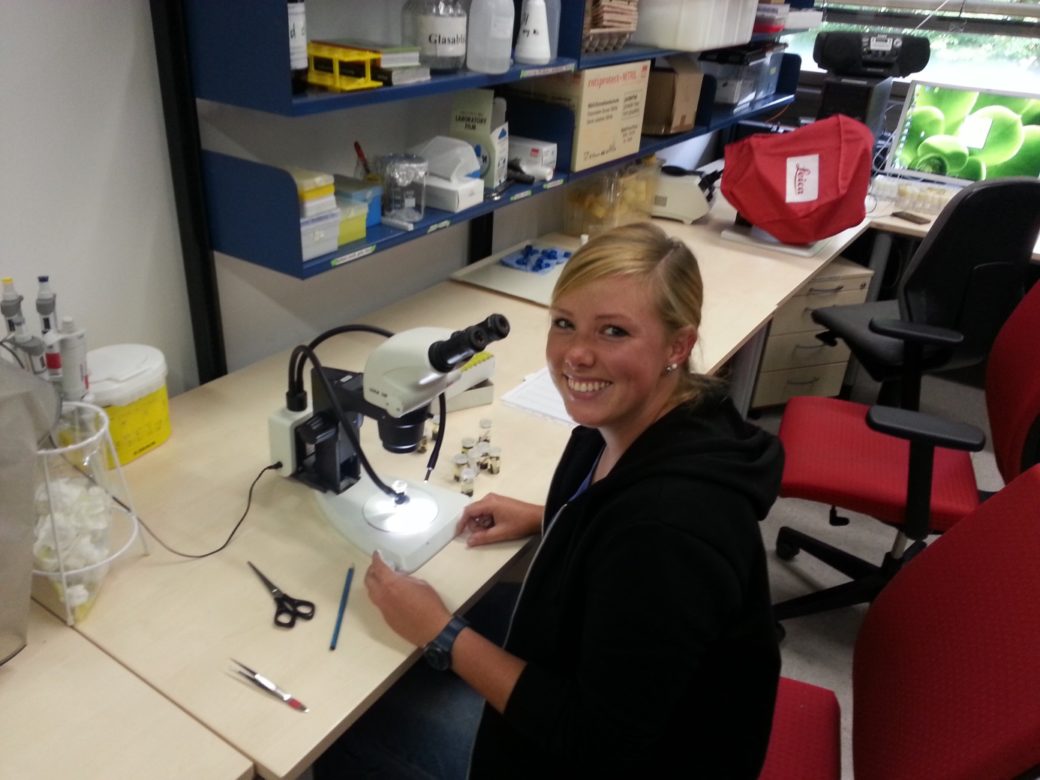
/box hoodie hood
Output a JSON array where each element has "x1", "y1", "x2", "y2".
[{"x1": 561, "y1": 391, "x2": 783, "y2": 521}]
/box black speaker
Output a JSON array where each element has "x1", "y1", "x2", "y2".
[
  {"x1": 813, "y1": 32, "x2": 930, "y2": 78},
  {"x1": 817, "y1": 76, "x2": 893, "y2": 140}
]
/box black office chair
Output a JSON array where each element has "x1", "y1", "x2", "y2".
[
  {"x1": 813, "y1": 177, "x2": 1040, "y2": 410},
  {"x1": 770, "y1": 279, "x2": 1040, "y2": 631}
]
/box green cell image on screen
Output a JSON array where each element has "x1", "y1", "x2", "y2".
[{"x1": 887, "y1": 81, "x2": 1040, "y2": 184}]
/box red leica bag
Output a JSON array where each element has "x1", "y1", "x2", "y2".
[{"x1": 721, "y1": 114, "x2": 874, "y2": 245}]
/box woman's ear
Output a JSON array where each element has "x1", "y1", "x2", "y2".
[{"x1": 669, "y1": 325, "x2": 698, "y2": 366}]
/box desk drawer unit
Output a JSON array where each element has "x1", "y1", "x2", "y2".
[{"x1": 752, "y1": 258, "x2": 873, "y2": 408}]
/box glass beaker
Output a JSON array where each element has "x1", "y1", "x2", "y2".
[{"x1": 32, "y1": 402, "x2": 142, "y2": 625}]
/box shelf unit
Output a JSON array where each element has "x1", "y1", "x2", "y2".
[{"x1": 155, "y1": 0, "x2": 802, "y2": 377}]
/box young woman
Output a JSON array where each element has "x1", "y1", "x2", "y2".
[{"x1": 327, "y1": 222, "x2": 783, "y2": 778}]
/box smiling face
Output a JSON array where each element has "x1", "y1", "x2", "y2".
[{"x1": 547, "y1": 273, "x2": 693, "y2": 450}]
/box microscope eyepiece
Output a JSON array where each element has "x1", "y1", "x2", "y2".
[{"x1": 427, "y1": 314, "x2": 511, "y2": 372}]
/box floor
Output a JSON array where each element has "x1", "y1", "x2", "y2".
[{"x1": 753, "y1": 368, "x2": 999, "y2": 778}]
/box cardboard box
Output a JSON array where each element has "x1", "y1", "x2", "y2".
[
  {"x1": 511, "y1": 60, "x2": 651, "y2": 172},
  {"x1": 509, "y1": 136, "x2": 558, "y2": 175},
  {"x1": 424, "y1": 174, "x2": 484, "y2": 213},
  {"x1": 642, "y1": 58, "x2": 704, "y2": 135},
  {"x1": 450, "y1": 90, "x2": 509, "y2": 192}
]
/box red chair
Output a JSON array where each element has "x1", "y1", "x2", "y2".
[
  {"x1": 760, "y1": 465, "x2": 1040, "y2": 780},
  {"x1": 771, "y1": 280, "x2": 1040, "y2": 626}
]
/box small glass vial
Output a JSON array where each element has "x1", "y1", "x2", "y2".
[
  {"x1": 476, "y1": 441, "x2": 491, "y2": 471},
  {"x1": 488, "y1": 446, "x2": 502, "y2": 475},
  {"x1": 430, "y1": 414, "x2": 441, "y2": 441},
  {"x1": 461, "y1": 436, "x2": 476, "y2": 457},
  {"x1": 452, "y1": 452, "x2": 469, "y2": 482},
  {"x1": 478, "y1": 417, "x2": 493, "y2": 444},
  {"x1": 460, "y1": 467, "x2": 476, "y2": 497},
  {"x1": 403, "y1": 0, "x2": 468, "y2": 73}
]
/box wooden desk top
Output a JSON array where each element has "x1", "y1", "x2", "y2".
[
  {"x1": 51, "y1": 284, "x2": 572, "y2": 779},
  {"x1": 39, "y1": 208, "x2": 864, "y2": 779},
  {"x1": 0, "y1": 603, "x2": 252, "y2": 780},
  {"x1": 453, "y1": 207, "x2": 867, "y2": 374},
  {"x1": 869, "y1": 206, "x2": 1040, "y2": 262}
]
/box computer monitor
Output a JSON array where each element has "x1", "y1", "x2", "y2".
[{"x1": 885, "y1": 80, "x2": 1040, "y2": 185}]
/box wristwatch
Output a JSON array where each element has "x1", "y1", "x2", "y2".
[{"x1": 423, "y1": 615, "x2": 469, "y2": 671}]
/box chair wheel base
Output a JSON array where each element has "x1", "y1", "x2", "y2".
[{"x1": 776, "y1": 539, "x2": 799, "y2": 561}]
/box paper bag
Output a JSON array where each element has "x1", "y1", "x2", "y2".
[{"x1": 0, "y1": 363, "x2": 59, "y2": 664}]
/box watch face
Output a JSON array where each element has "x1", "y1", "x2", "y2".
[{"x1": 424, "y1": 643, "x2": 451, "y2": 671}]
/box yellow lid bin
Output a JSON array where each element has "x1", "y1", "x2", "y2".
[{"x1": 87, "y1": 344, "x2": 171, "y2": 465}]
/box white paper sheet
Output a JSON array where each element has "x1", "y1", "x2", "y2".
[{"x1": 501, "y1": 367, "x2": 575, "y2": 426}]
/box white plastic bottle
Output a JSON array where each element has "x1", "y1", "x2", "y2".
[
  {"x1": 58, "y1": 316, "x2": 89, "y2": 401},
  {"x1": 515, "y1": 0, "x2": 551, "y2": 65},
  {"x1": 466, "y1": 0, "x2": 515, "y2": 74}
]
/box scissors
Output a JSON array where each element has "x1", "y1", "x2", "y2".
[{"x1": 248, "y1": 561, "x2": 315, "y2": 629}]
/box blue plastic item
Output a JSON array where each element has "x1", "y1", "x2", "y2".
[{"x1": 499, "y1": 244, "x2": 572, "y2": 274}]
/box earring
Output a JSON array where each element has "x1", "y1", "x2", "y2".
[{"x1": 664, "y1": 363, "x2": 678, "y2": 374}]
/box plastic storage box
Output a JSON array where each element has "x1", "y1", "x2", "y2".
[
  {"x1": 699, "y1": 44, "x2": 786, "y2": 106},
  {"x1": 300, "y1": 210, "x2": 340, "y2": 260},
  {"x1": 632, "y1": 0, "x2": 758, "y2": 52},
  {"x1": 334, "y1": 175, "x2": 382, "y2": 228},
  {"x1": 337, "y1": 200, "x2": 367, "y2": 245}
]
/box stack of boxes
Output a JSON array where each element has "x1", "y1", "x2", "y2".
[
  {"x1": 289, "y1": 167, "x2": 341, "y2": 261},
  {"x1": 290, "y1": 166, "x2": 375, "y2": 260}
]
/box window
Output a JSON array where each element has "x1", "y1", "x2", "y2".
[{"x1": 782, "y1": 1, "x2": 1040, "y2": 92}]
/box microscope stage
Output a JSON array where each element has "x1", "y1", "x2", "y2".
[{"x1": 315, "y1": 473, "x2": 469, "y2": 573}]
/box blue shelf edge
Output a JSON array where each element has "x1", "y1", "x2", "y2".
[
  {"x1": 279, "y1": 60, "x2": 578, "y2": 117},
  {"x1": 204, "y1": 85, "x2": 795, "y2": 280}
]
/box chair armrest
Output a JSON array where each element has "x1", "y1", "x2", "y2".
[
  {"x1": 868, "y1": 318, "x2": 964, "y2": 347},
  {"x1": 866, "y1": 406, "x2": 986, "y2": 452}
]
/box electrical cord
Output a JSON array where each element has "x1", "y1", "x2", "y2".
[
  {"x1": 290, "y1": 343, "x2": 405, "y2": 500},
  {"x1": 119, "y1": 461, "x2": 283, "y2": 559},
  {"x1": 45, "y1": 425, "x2": 283, "y2": 560},
  {"x1": 0, "y1": 336, "x2": 26, "y2": 370},
  {"x1": 286, "y1": 322, "x2": 448, "y2": 498}
]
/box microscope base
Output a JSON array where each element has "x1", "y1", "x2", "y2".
[{"x1": 315, "y1": 473, "x2": 469, "y2": 573}]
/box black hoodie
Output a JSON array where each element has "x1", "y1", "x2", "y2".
[{"x1": 469, "y1": 393, "x2": 783, "y2": 779}]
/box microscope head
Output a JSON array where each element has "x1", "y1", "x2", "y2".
[{"x1": 363, "y1": 314, "x2": 510, "y2": 419}]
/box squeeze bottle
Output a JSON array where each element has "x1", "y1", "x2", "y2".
[{"x1": 515, "y1": 0, "x2": 551, "y2": 65}]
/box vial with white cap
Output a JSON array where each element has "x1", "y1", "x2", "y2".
[
  {"x1": 460, "y1": 467, "x2": 476, "y2": 497},
  {"x1": 478, "y1": 417, "x2": 492, "y2": 444}
]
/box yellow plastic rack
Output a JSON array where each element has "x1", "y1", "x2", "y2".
[{"x1": 306, "y1": 42, "x2": 381, "y2": 92}]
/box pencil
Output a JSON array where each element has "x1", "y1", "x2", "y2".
[{"x1": 329, "y1": 564, "x2": 354, "y2": 651}]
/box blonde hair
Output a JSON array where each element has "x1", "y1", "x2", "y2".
[{"x1": 551, "y1": 222, "x2": 718, "y2": 405}]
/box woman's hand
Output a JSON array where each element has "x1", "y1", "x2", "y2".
[
  {"x1": 364, "y1": 551, "x2": 452, "y2": 647},
  {"x1": 456, "y1": 493, "x2": 543, "y2": 547}
]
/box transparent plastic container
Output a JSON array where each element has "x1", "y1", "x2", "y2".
[
  {"x1": 632, "y1": 0, "x2": 757, "y2": 53},
  {"x1": 32, "y1": 402, "x2": 144, "y2": 625},
  {"x1": 467, "y1": 0, "x2": 514, "y2": 74},
  {"x1": 563, "y1": 161, "x2": 659, "y2": 237}
]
